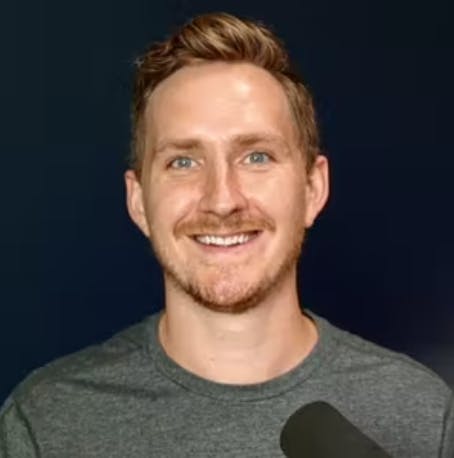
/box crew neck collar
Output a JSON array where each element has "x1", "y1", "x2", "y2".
[{"x1": 145, "y1": 309, "x2": 338, "y2": 402}]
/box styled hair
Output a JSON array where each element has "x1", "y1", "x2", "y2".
[{"x1": 130, "y1": 12, "x2": 320, "y2": 175}]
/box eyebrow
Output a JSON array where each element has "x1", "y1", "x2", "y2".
[{"x1": 154, "y1": 132, "x2": 290, "y2": 156}]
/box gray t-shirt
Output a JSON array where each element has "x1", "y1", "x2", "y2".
[{"x1": 1, "y1": 310, "x2": 453, "y2": 457}]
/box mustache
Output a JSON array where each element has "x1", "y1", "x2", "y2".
[{"x1": 175, "y1": 212, "x2": 275, "y2": 237}]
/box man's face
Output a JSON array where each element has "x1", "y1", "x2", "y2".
[{"x1": 126, "y1": 62, "x2": 328, "y2": 313}]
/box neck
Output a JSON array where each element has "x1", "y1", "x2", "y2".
[{"x1": 158, "y1": 272, "x2": 318, "y2": 384}]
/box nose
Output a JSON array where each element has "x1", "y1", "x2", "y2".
[{"x1": 198, "y1": 162, "x2": 248, "y2": 217}]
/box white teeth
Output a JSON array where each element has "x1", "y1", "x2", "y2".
[{"x1": 195, "y1": 233, "x2": 253, "y2": 246}]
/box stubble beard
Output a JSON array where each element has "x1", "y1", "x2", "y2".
[{"x1": 148, "y1": 215, "x2": 306, "y2": 315}]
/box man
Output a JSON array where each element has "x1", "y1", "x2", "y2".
[{"x1": 1, "y1": 12, "x2": 452, "y2": 457}]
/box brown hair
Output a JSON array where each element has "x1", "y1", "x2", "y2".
[{"x1": 130, "y1": 12, "x2": 320, "y2": 176}]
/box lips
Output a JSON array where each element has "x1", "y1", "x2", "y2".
[
  {"x1": 176, "y1": 214, "x2": 275, "y2": 242},
  {"x1": 193, "y1": 231, "x2": 259, "y2": 247}
]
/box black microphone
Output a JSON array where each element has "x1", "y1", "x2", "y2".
[{"x1": 280, "y1": 401, "x2": 392, "y2": 457}]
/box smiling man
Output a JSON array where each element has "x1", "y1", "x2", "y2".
[
  {"x1": 124, "y1": 58, "x2": 327, "y2": 385},
  {"x1": 1, "y1": 12, "x2": 453, "y2": 458}
]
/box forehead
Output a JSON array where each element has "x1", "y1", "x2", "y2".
[{"x1": 144, "y1": 62, "x2": 298, "y2": 150}]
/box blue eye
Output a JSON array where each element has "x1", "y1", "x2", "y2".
[
  {"x1": 245, "y1": 151, "x2": 271, "y2": 164},
  {"x1": 169, "y1": 157, "x2": 196, "y2": 169}
]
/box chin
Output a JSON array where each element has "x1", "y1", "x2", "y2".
[
  {"x1": 159, "y1": 238, "x2": 301, "y2": 314},
  {"x1": 188, "y1": 283, "x2": 266, "y2": 314},
  {"x1": 169, "y1": 268, "x2": 279, "y2": 314}
]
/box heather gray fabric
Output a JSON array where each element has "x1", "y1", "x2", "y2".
[{"x1": 1, "y1": 310, "x2": 453, "y2": 457}]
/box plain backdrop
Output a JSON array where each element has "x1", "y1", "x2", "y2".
[{"x1": 1, "y1": 0, "x2": 453, "y2": 403}]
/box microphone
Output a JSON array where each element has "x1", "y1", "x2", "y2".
[{"x1": 280, "y1": 401, "x2": 392, "y2": 457}]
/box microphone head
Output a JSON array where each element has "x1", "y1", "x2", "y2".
[{"x1": 280, "y1": 401, "x2": 391, "y2": 457}]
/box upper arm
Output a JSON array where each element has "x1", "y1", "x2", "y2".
[
  {"x1": 0, "y1": 397, "x2": 39, "y2": 458},
  {"x1": 440, "y1": 392, "x2": 454, "y2": 458}
]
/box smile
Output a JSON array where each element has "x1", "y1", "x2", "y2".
[{"x1": 193, "y1": 231, "x2": 259, "y2": 247}]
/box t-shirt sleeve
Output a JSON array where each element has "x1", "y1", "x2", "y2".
[
  {"x1": 441, "y1": 393, "x2": 454, "y2": 458},
  {"x1": 0, "y1": 397, "x2": 39, "y2": 458}
]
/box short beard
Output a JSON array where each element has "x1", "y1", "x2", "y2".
[
  {"x1": 165, "y1": 251, "x2": 299, "y2": 314},
  {"x1": 150, "y1": 228, "x2": 305, "y2": 315}
]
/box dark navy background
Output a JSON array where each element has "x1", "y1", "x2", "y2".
[{"x1": 1, "y1": 0, "x2": 453, "y2": 403}]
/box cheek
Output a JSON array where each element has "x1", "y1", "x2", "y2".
[
  {"x1": 242, "y1": 171, "x2": 305, "y2": 220},
  {"x1": 147, "y1": 182, "x2": 195, "y2": 229}
]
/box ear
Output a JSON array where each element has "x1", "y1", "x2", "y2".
[
  {"x1": 124, "y1": 170, "x2": 150, "y2": 237},
  {"x1": 304, "y1": 155, "x2": 330, "y2": 228}
]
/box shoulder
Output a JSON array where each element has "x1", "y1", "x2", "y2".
[
  {"x1": 313, "y1": 312, "x2": 453, "y2": 408},
  {"x1": 0, "y1": 314, "x2": 164, "y2": 455},
  {"x1": 8, "y1": 315, "x2": 156, "y2": 409},
  {"x1": 311, "y1": 313, "x2": 454, "y2": 455}
]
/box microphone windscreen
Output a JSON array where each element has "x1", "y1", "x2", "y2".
[{"x1": 280, "y1": 401, "x2": 391, "y2": 457}]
